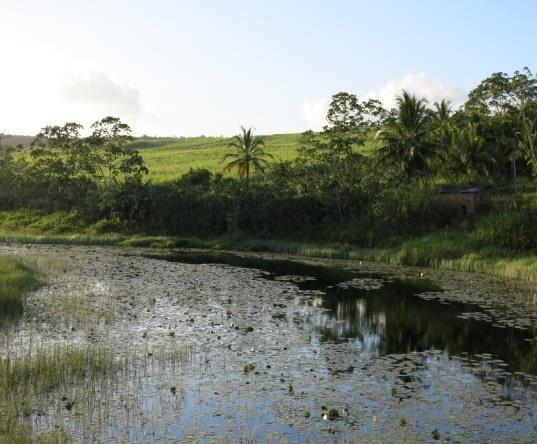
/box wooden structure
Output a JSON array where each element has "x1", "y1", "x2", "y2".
[{"x1": 438, "y1": 186, "x2": 491, "y2": 215}]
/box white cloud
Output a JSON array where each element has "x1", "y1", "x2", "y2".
[
  {"x1": 362, "y1": 73, "x2": 466, "y2": 110},
  {"x1": 59, "y1": 71, "x2": 143, "y2": 117},
  {"x1": 301, "y1": 74, "x2": 465, "y2": 131},
  {"x1": 301, "y1": 98, "x2": 330, "y2": 131}
]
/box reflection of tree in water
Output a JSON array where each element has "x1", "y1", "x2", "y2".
[
  {"x1": 155, "y1": 251, "x2": 537, "y2": 376},
  {"x1": 314, "y1": 280, "x2": 537, "y2": 375},
  {"x1": 315, "y1": 297, "x2": 386, "y2": 353}
]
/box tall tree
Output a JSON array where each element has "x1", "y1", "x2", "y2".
[
  {"x1": 294, "y1": 93, "x2": 385, "y2": 220},
  {"x1": 432, "y1": 100, "x2": 452, "y2": 128},
  {"x1": 223, "y1": 126, "x2": 273, "y2": 188},
  {"x1": 449, "y1": 122, "x2": 493, "y2": 178},
  {"x1": 376, "y1": 91, "x2": 435, "y2": 178},
  {"x1": 88, "y1": 116, "x2": 148, "y2": 186},
  {"x1": 30, "y1": 122, "x2": 93, "y2": 202},
  {"x1": 518, "y1": 106, "x2": 537, "y2": 177},
  {"x1": 299, "y1": 93, "x2": 385, "y2": 163},
  {"x1": 463, "y1": 67, "x2": 537, "y2": 187}
]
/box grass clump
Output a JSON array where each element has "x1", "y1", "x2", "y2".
[
  {"x1": 0, "y1": 345, "x2": 120, "y2": 394},
  {"x1": 0, "y1": 344, "x2": 123, "y2": 442},
  {"x1": 0, "y1": 256, "x2": 41, "y2": 323}
]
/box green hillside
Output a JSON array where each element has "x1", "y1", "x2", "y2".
[
  {"x1": 6, "y1": 131, "x2": 375, "y2": 183},
  {"x1": 133, "y1": 133, "x2": 303, "y2": 183}
]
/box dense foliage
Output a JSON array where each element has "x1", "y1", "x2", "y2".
[{"x1": 1, "y1": 68, "x2": 536, "y2": 251}]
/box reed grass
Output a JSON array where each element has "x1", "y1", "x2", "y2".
[
  {"x1": 0, "y1": 256, "x2": 41, "y2": 323},
  {"x1": 0, "y1": 343, "x2": 123, "y2": 443},
  {"x1": 2, "y1": 227, "x2": 536, "y2": 282}
]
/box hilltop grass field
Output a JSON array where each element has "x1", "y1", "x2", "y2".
[
  {"x1": 6, "y1": 131, "x2": 378, "y2": 183},
  {"x1": 133, "y1": 132, "x2": 380, "y2": 182},
  {"x1": 132, "y1": 133, "x2": 303, "y2": 183}
]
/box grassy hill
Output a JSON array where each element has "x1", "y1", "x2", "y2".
[
  {"x1": 134, "y1": 132, "x2": 378, "y2": 183},
  {"x1": 133, "y1": 133, "x2": 303, "y2": 183},
  {"x1": 4, "y1": 131, "x2": 377, "y2": 183}
]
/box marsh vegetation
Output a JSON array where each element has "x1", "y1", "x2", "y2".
[{"x1": 0, "y1": 244, "x2": 536, "y2": 441}]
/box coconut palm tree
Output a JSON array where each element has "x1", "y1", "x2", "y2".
[
  {"x1": 450, "y1": 122, "x2": 493, "y2": 178},
  {"x1": 376, "y1": 90, "x2": 435, "y2": 178},
  {"x1": 223, "y1": 126, "x2": 273, "y2": 187},
  {"x1": 518, "y1": 118, "x2": 537, "y2": 176},
  {"x1": 432, "y1": 99, "x2": 452, "y2": 127}
]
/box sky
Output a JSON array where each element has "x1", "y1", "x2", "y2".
[{"x1": 1, "y1": 0, "x2": 536, "y2": 136}]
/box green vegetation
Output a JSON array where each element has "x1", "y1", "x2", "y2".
[
  {"x1": 0, "y1": 344, "x2": 122, "y2": 443},
  {"x1": 1, "y1": 212, "x2": 536, "y2": 281},
  {"x1": 134, "y1": 133, "x2": 302, "y2": 182},
  {"x1": 223, "y1": 127, "x2": 273, "y2": 188},
  {"x1": 1, "y1": 67, "x2": 537, "y2": 282},
  {"x1": 0, "y1": 256, "x2": 40, "y2": 323}
]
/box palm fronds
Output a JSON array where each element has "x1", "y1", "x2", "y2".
[{"x1": 223, "y1": 127, "x2": 273, "y2": 186}]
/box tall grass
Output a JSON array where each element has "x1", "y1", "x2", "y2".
[
  {"x1": 0, "y1": 256, "x2": 40, "y2": 323},
  {"x1": 135, "y1": 132, "x2": 379, "y2": 183},
  {"x1": 2, "y1": 226, "x2": 537, "y2": 282},
  {"x1": 0, "y1": 344, "x2": 124, "y2": 443},
  {"x1": 0, "y1": 345, "x2": 121, "y2": 394}
]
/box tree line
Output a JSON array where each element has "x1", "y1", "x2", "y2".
[{"x1": 0, "y1": 68, "x2": 536, "y2": 249}]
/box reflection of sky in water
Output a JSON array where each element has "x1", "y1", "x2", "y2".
[
  {"x1": 157, "y1": 251, "x2": 537, "y2": 375},
  {"x1": 85, "y1": 340, "x2": 537, "y2": 442},
  {"x1": 116, "y1": 251, "x2": 537, "y2": 441}
]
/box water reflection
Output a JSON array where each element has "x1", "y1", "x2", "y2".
[
  {"x1": 151, "y1": 250, "x2": 537, "y2": 375},
  {"x1": 311, "y1": 280, "x2": 537, "y2": 374}
]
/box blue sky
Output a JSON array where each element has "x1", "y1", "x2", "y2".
[{"x1": 1, "y1": 0, "x2": 536, "y2": 136}]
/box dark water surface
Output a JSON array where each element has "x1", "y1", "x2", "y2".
[{"x1": 149, "y1": 250, "x2": 537, "y2": 376}]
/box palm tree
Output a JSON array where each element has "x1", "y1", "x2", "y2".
[
  {"x1": 432, "y1": 99, "x2": 452, "y2": 127},
  {"x1": 518, "y1": 116, "x2": 537, "y2": 176},
  {"x1": 376, "y1": 90, "x2": 435, "y2": 178},
  {"x1": 223, "y1": 126, "x2": 273, "y2": 187},
  {"x1": 449, "y1": 122, "x2": 493, "y2": 178}
]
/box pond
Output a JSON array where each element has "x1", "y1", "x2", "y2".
[
  {"x1": 151, "y1": 250, "x2": 537, "y2": 373},
  {"x1": 1, "y1": 245, "x2": 537, "y2": 442}
]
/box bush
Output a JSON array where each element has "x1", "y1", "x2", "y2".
[
  {"x1": 475, "y1": 200, "x2": 537, "y2": 250},
  {"x1": 89, "y1": 217, "x2": 128, "y2": 234}
]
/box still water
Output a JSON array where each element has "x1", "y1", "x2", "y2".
[
  {"x1": 97, "y1": 250, "x2": 536, "y2": 442},
  {"x1": 5, "y1": 245, "x2": 536, "y2": 442},
  {"x1": 154, "y1": 250, "x2": 537, "y2": 375}
]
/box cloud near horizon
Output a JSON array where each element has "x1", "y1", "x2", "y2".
[
  {"x1": 301, "y1": 73, "x2": 466, "y2": 130},
  {"x1": 301, "y1": 98, "x2": 331, "y2": 131},
  {"x1": 363, "y1": 73, "x2": 466, "y2": 110},
  {"x1": 59, "y1": 71, "x2": 144, "y2": 118}
]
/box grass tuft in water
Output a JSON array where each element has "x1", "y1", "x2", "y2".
[
  {"x1": 0, "y1": 256, "x2": 41, "y2": 324},
  {"x1": 0, "y1": 344, "x2": 123, "y2": 442}
]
